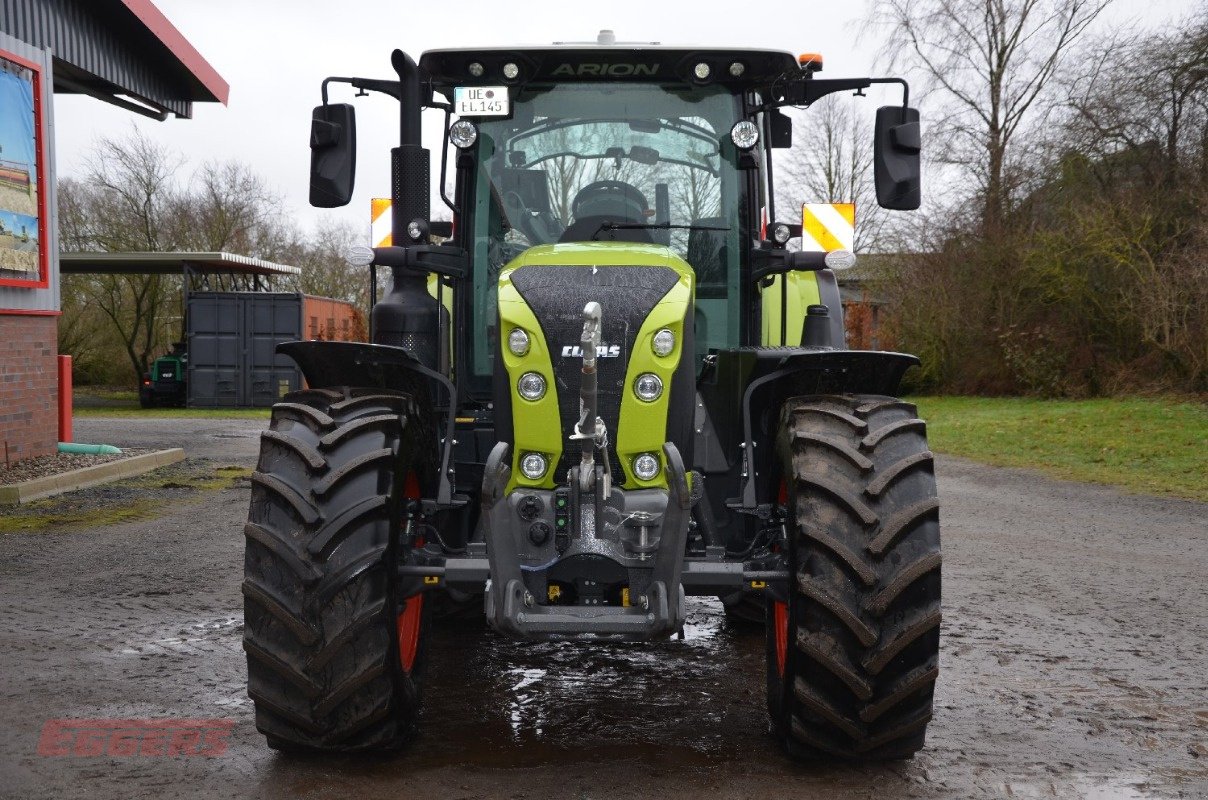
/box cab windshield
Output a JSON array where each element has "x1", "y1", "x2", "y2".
[{"x1": 466, "y1": 82, "x2": 746, "y2": 380}]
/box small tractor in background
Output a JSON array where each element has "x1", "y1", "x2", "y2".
[
  {"x1": 242, "y1": 32, "x2": 940, "y2": 760},
  {"x1": 139, "y1": 342, "x2": 187, "y2": 408}
]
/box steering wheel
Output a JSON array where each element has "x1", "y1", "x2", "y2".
[{"x1": 571, "y1": 180, "x2": 648, "y2": 221}]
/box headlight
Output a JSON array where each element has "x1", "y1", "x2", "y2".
[
  {"x1": 731, "y1": 120, "x2": 759, "y2": 150},
  {"x1": 693, "y1": 62, "x2": 712, "y2": 81},
  {"x1": 632, "y1": 453, "x2": 660, "y2": 481},
  {"x1": 728, "y1": 61, "x2": 746, "y2": 78},
  {"x1": 520, "y1": 453, "x2": 548, "y2": 480},
  {"x1": 633, "y1": 373, "x2": 663, "y2": 402},
  {"x1": 502, "y1": 62, "x2": 520, "y2": 80},
  {"x1": 508, "y1": 327, "x2": 530, "y2": 356},
  {"x1": 772, "y1": 223, "x2": 792, "y2": 245},
  {"x1": 449, "y1": 120, "x2": 478, "y2": 149},
  {"x1": 652, "y1": 328, "x2": 675, "y2": 357},
  {"x1": 517, "y1": 372, "x2": 546, "y2": 401},
  {"x1": 468, "y1": 62, "x2": 485, "y2": 78}
]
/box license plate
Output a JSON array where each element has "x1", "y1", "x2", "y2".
[{"x1": 454, "y1": 86, "x2": 509, "y2": 117}]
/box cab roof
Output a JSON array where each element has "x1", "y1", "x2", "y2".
[{"x1": 419, "y1": 46, "x2": 801, "y2": 90}]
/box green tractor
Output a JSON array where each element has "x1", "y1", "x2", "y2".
[
  {"x1": 139, "y1": 343, "x2": 187, "y2": 408},
  {"x1": 243, "y1": 33, "x2": 940, "y2": 760}
]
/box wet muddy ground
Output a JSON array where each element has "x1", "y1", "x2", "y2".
[{"x1": 0, "y1": 417, "x2": 1205, "y2": 799}]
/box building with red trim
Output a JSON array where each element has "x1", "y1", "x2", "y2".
[{"x1": 0, "y1": 0, "x2": 227, "y2": 461}]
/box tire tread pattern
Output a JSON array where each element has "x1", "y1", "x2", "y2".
[
  {"x1": 243, "y1": 388, "x2": 422, "y2": 752},
  {"x1": 771, "y1": 393, "x2": 941, "y2": 760}
]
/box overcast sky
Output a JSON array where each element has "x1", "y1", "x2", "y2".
[{"x1": 51, "y1": 0, "x2": 1197, "y2": 242}]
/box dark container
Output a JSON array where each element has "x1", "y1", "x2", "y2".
[{"x1": 187, "y1": 292, "x2": 364, "y2": 407}]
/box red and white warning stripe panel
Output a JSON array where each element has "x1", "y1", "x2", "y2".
[
  {"x1": 801, "y1": 202, "x2": 855, "y2": 253},
  {"x1": 372, "y1": 198, "x2": 392, "y2": 247}
]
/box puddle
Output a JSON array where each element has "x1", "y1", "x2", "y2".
[{"x1": 404, "y1": 596, "x2": 765, "y2": 769}]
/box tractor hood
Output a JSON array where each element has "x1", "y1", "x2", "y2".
[{"x1": 497, "y1": 242, "x2": 695, "y2": 490}]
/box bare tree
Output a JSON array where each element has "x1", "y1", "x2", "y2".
[
  {"x1": 183, "y1": 160, "x2": 286, "y2": 254},
  {"x1": 1063, "y1": 11, "x2": 1208, "y2": 188},
  {"x1": 775, "y1": 98, "x2": 888, "y2": 251},
  {"x1": 284, "y1": 216, "x2": 372, "y2": 307},
  {"x1": 871, "y1": 0, "x2": 1113, "y2": 232},
  {"x1": 57, "y1": 130, "x2": 185, "y2": 382},
  {"x1": 57, "y1": 131, "x2": 307, "y2": 384}
]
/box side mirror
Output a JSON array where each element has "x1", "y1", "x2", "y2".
[
  {"x1": 873, "y1": 105, "x2": 921, "y2": 210},
  {"x1": 768, "y1": 109, "x2": 792, "y2": 149},
  {"x1": 309, "y1": 103, "x2": 356, "y2": 208}
]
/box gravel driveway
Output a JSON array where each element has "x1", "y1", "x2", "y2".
[{"x1": 0, "y1": 416, "x2": 1204, "y2": 799}]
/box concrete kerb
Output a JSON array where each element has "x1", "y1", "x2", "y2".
[{"x1": 0, "y1": 449, "x2": 187, "y2": 505}]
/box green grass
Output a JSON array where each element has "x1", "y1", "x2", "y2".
[
  {"x1": 73, "y1": 405, "x2": 271, "y2": 419},
  {"x1": 72, "y1": 385, "x2": 270, "y2": 419},
  {"x1": 912, "y1": 396, "x2": 1208, "y2": 502},
  {"x1": 0, "y1": 465, "x2": 252, "y2": 533}
]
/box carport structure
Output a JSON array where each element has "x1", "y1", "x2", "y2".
[
  {"x1": 61, "y1": 251, "x2": 366, "y2": 408},
  {"x1": 62, "y1": 252, "x2": 295, "y2": 408},
  {"x1": 60, "y1": 250, "x2": 302, "y2": 294}
]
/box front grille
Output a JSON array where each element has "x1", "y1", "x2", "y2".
[{"x1": 510, "y1": 265, "x2": 680, "y2": 485}]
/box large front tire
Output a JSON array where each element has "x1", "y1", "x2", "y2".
[
  {"x1": 768, "y1": 394, "x2": 941, "y2": 760},
  {"x1": 243, "y1": 387, "x2": 426, "y2": 752}
]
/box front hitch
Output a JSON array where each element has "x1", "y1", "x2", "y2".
[
  {"x1": 569, "y1": 302, "x2": 611, "y2": 496},
  {"x1": 480, "y1": 440, "x2": 690, "y2": 640}
]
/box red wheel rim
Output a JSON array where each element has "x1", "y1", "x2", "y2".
[
  {"x1": 397, "y1": 594, "x2": 423, "y2": 674},
  {"x1": 773, "y1": 600, "x2": 788, "y2": 678}
]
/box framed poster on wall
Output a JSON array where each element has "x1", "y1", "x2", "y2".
[{"x1": 0, "y1": 48, "x2": 48, "y2": 289}]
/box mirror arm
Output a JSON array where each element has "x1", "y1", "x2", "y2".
[
  {"x1": 764, "y1": 113, "x2": 777, "y2": 224},
  {"x1": 371, "y1": 245, "x2": 468, "y2": 280},
  {"x1": 437, "y1": 104, "x2": 457, "y2": 216},
  {"x1": 867, "y1": 77, "x2": 910, "y2": 112},
  {"x1": 320, "y1": 76, "x2": 402, "y2": 105},
  {"x1": 750, "y1": 247, "x2": 830, "y2": 283},
  {"x1": 761, "y1": 76, "x2": 911, "y2": 111}
]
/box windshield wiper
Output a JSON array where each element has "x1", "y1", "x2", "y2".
[{"x1": 591, "y1": 221, "x2": 730, "y2": 240}]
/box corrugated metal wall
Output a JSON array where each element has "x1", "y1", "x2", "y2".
[
  {"x1": 0, "y1": 0, "x2": 194, "y2": 117},
  {"x1": 187, "y1": 293, "x2": 367, "y2": 407},
  {"x1": 187, "y1": 292, "x2": 305, "y2": 408},
  {"x1": 0, "y1": 29, "x2": 58, "y2": 313}
]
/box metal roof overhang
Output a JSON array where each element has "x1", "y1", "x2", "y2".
[
  {"x1": 60, "y1": 251, "x2": 300, "y2": 276},
  {"x1": 1, "y1": 0, "x2": 229, "y2": 118},
  {"x1": 61, "y1": 251, "x2": 300, "y2": 295}
]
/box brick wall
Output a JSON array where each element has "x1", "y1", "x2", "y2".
[{"x1": 0, "y1": 313, "x2": 59, "y2": 462}]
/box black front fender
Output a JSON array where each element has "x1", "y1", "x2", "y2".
[
  {"x1": 277, "y1": 340, "x2": 459, "y2": 506},
  {"x1": 697, "y1": 347, "x2": 920, "y2": 511}
]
